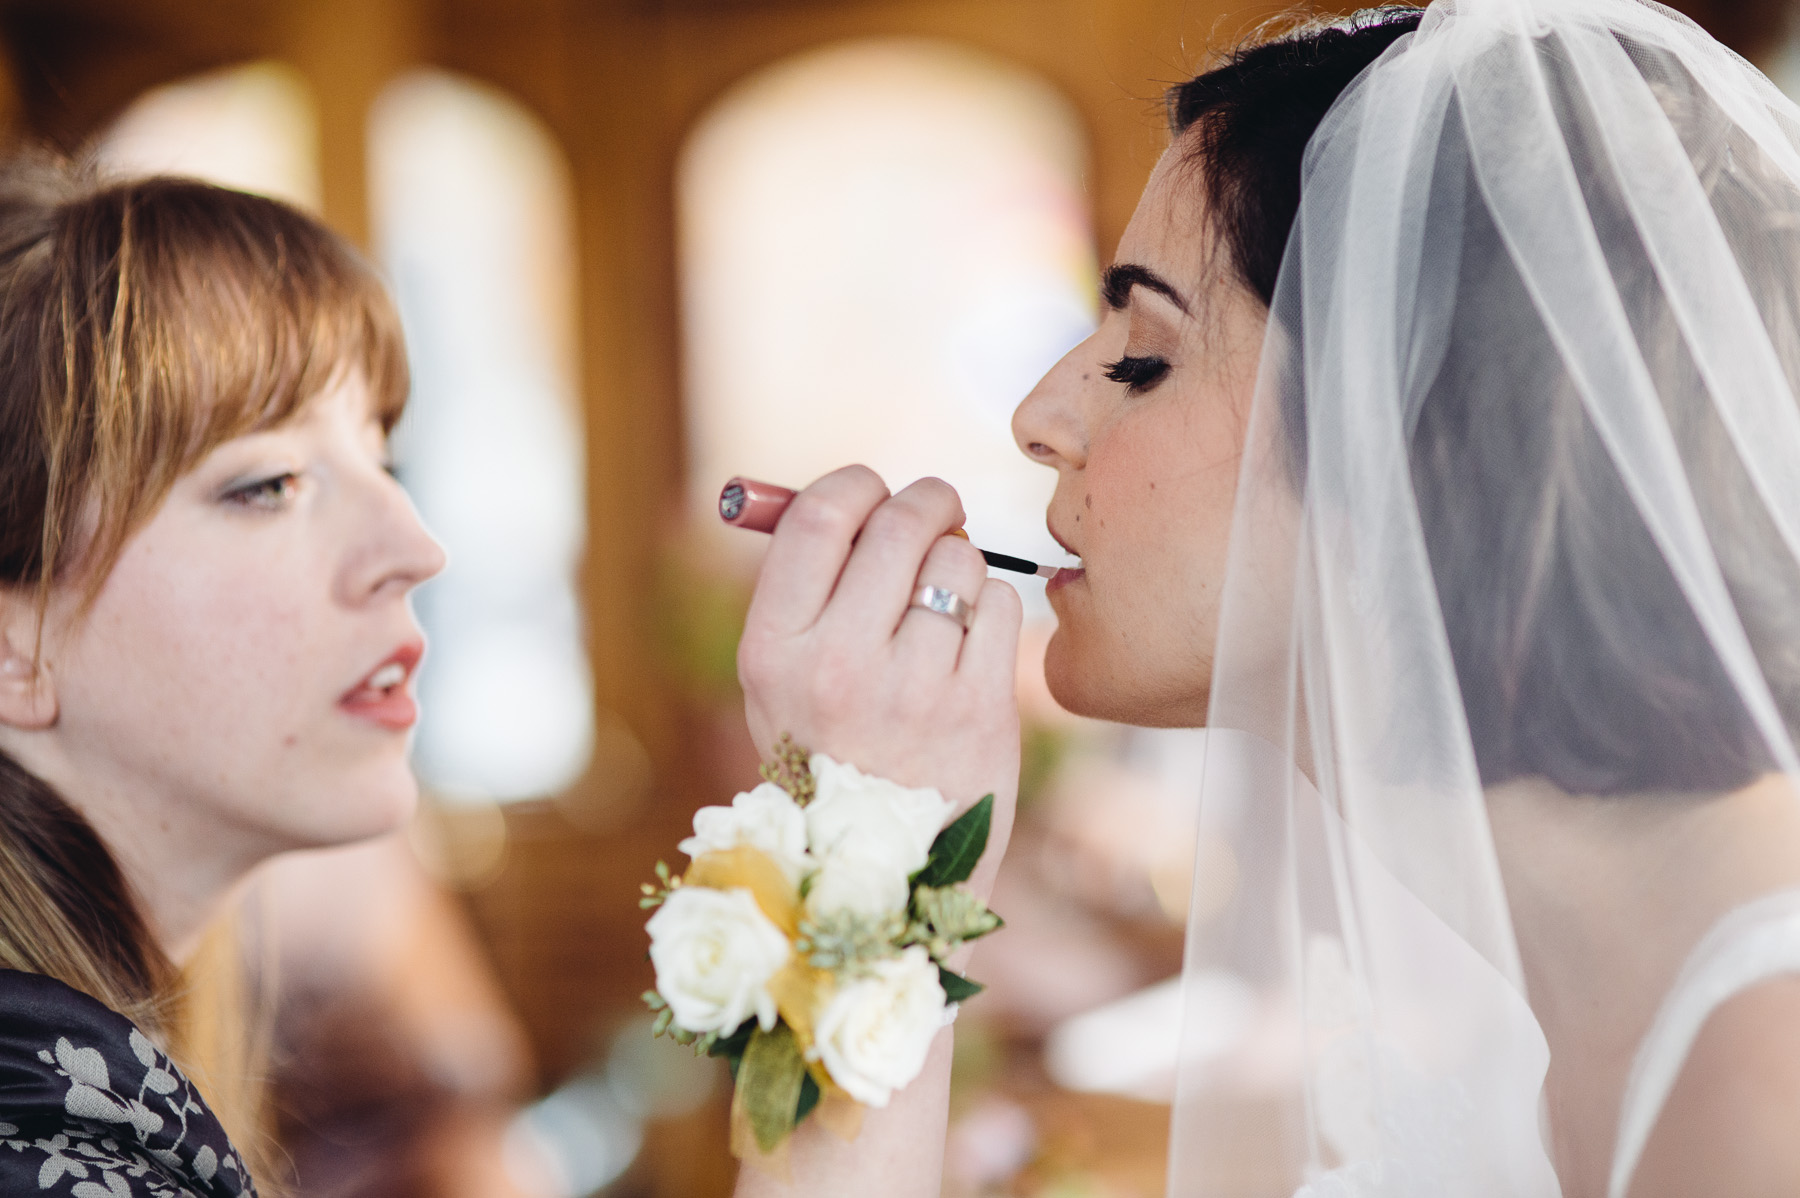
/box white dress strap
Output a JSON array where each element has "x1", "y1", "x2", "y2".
[{"x1": 1609, "y1": 888, "x2": 1800, "y2": 1198}]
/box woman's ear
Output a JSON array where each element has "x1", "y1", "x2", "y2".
[{"x1": 0, "y1": 590, "x2": 56, "y2": 730}]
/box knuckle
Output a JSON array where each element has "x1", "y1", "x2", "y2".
[
  {"x1": 783, "y1": 492, "x2": 857, "y2": 541},
  {"x1": 931, "y1": 535, "x2": 984, "y2": 578},
  {"x1": 910, "y1": 477, "x2": 966, "y2": 527},
  {"x1": 910, "y1": 475, "x2": 961, "y2": 509},
  {"x1": 897, "y1": 475, "x2": 964, "y2": 523},
  {"x1": 802, "y1": 466, "x2": 888, "y2": 520},
  {"x1": 863, "y1": 499, "x2": 927, "y2": 548},
  {"x1": 842, "y1": 464, "x2": 889, "y2": 495},
  {"x1": 825, "y1": 463, "x2": 885, "y2": 493},
  {"x1": 981, "y1": 578, "x2": 1023, "y2": 622},
  {"x1": 786, "y1": 467, "x2": 889, "y2": 540}
]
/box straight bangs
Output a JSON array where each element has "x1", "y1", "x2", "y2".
[{"x1": 9, "y1": 175, "x2": 409, "y2": 597}]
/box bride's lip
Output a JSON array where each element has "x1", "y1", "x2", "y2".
[
  {"x1": 1045, "y1": 519, "x2": 1083, "y2": 593},
  {"x1": 339, "y1": 639, "x2": 424, "y2": 731}
]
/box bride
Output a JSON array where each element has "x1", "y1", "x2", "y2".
[{"x1": 732, "y1": 1, "x2": 1800, "y2": 1194}]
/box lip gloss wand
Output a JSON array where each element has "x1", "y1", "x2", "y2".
[{"x1": 717, "y1": 477, "x2": 1057, "y2": 579}]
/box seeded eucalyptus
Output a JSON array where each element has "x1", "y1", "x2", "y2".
[{"x1": 758, "y1": 733, "x2": 815, "y2": 805}]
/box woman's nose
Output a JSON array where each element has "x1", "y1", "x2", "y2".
[
  {"x1": 1012, "y1": 336, "x2": 1092, "y2": 469},
  {"x1": 345, "y1": 476, "x2": 448, "y2": 605}
]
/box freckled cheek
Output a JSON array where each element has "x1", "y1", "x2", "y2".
[
  {"x1": 196, "y1": 601, "x2": 317, "y2": 709},
  {"x1": 96, "y1": 574, "x2": 322, "y2": 722}
]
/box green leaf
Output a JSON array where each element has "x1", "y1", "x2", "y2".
[
  {"x1": 914, "y1": 794, "x2": 994, "y2": 889},
  {"x1": 795, "y1": 1071, "x2": 821, "y2": 1123},
  {"x1": 938, "y1": 966, "x2": 985, "y2": 1003},
  {"x1": 739, "y1": 1024, "x2": 809, "y2": 1154},
  {"x1": 709, "y1": 1019, "x2": 756, "y2": 1076}
]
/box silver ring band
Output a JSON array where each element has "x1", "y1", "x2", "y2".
[{"x1": 909, "y1": 584, "x2": 974, "y2": 631}]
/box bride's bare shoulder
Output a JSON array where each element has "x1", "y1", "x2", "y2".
[{"x1": 1629, "y1": 975, "x2": 1800, "y2": 1196}]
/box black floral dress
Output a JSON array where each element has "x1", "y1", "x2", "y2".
[{"x1": 0, "y1": 970, "x2": 254, "y2": 1197}]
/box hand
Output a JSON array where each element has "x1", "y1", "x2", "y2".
[{"x1": 737, "y1": 467, "x2": 1022, "y2": 898}]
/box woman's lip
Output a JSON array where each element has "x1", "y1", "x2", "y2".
[
  {"x1": 339, "y1": 688, "x2": 418, "y2": 731},
  {"x1": 1046, "y1": 566, "x2": 1086, "y2": 594},
  {"x1": 338, "y1": 638, "x2": 425, "y2": 730}
]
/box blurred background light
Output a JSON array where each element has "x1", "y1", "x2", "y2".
[
  {"x1": 678, "y1": 37, "x2": 1098, "y2": 603},
  {"x1": 1044, "y1": 972, "x2": 1254, "y2": 1103},
  {"x1": 98, "y1": 61, "x2": 322, "y2": 211},
  {"x1": 504, "y1": 1018, "x2": 720, "y2": 1198},
  {"x1": 369, "y1": 69, "x2": 596, "y2": 804}
]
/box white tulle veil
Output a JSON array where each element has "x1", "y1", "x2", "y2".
[{"x1": 1169, "y1": 1, "x2": 1800, "y2": 1193}]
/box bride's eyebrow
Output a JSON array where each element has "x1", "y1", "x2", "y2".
[{"x1": 1101, "y1": 262, "x2": 1190, "y2": 314}]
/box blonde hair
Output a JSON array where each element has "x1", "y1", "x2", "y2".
[{"x1": 0, "y1": 154, "x2": 410, "y2": 1188}]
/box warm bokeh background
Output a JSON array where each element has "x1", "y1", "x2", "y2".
[{"x1": 0, "y1": 0, "x2": 1791, "y2": 1194}]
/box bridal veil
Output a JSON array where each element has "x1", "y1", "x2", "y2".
[{"x1": 1169, "y1": 1, "x2": 1800, "y2": 1193}]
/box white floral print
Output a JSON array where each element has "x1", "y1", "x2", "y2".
[{"x1": 0, "y1": 972, "x2": 253, "y2": 1197}]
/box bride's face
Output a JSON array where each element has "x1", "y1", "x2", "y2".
[
  {"x1": 1012, "y1": 143, "x2": 1268, "y2": 726},
  {"x1": 19, "y1": 373, "x2": 445, "y2": 861}
]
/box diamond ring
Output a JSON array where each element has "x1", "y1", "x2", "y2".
[{"x1": 909, "y1": 584, "x2": 975, "y2": 631}]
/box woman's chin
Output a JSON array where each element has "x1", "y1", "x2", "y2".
[{"x1": 284, "y1": 770, "x2": 420, "y2": 850}]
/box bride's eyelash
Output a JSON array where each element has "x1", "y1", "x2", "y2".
[{"x1": 1101, "y1": 354, "x2": 1171, "y2": 395}]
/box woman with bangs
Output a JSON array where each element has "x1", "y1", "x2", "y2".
[{"x1": 0, "y1": 158, "x2": 442, "y2": 1195}]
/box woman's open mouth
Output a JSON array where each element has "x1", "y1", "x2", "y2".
[{"x1": 339, "y1": 641, "x2": 423, "y2": 731}]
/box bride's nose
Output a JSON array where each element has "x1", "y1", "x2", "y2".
[{"x1": 1012, "y1": 338, "x2": 1091, "y2": 470}]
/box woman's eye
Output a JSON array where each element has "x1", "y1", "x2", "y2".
[
  {"x1": 224, "y1": 473, "x2": 300, "y2": 511},
  {"x1": 1101, "y1": 354, "x2": 1172, "y2": 395}
]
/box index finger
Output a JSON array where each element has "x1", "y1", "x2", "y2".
[{"x1": 743, "y1": 465, "x2": 890, "y2": 637}]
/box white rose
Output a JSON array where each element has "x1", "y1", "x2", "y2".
[
  {"x1": 678, "y1": 782, "x2": 812, "y2": 883},
  {"x1": 647, "y1": 886, "x2": 790, "y2": 1035},
  {"x1": 803, "y1": 755, "x2": 954, "y2": 919},
  {"x1": 809, "y1": 947, "x2": 946, "y2": 1107},
  {"x1": 805, "y1": 844, "x2": 911, "y2": 920}
]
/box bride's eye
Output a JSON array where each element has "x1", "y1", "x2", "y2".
[
  {"x1": 223, "y1": 472, "x2": 300, "y2": 512},
  {"x1": 1101, "y1": 354, "x2": 1171, "y2": 396}
]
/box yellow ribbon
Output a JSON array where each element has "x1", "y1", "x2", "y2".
[
  {"x1": 684, "y1": 846, "x2": 800, "y2": 937},
  {"x1": 685, "y1": 846, "x2": 867, "y2": 1155}
]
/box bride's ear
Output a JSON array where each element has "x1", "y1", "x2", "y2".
[{"x1": 0, "y1": 588, "x2": 56, "y2": 730}]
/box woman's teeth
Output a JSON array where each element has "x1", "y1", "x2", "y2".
[{"x1": 367, "y1": 663, "x2": 406, "y2": 691}]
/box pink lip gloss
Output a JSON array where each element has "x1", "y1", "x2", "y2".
[{"x1": 718, "y1": 477, "x2": 1056, "y2": 579}]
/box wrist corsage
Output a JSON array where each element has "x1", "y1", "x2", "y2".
[{"x1": 641, "y1": 737, "x2": 1003, "y2": 1162}]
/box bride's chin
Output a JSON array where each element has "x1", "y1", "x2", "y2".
[
  {"x1": 1043, "y1": 626, "x2": 1213, "y2": 728},
  {"x1": 1043, "y1": 627, "x2": 1137, "y2": 723},
  {"x1": 1042, "y1": 637, "x2": 1098, "y2": 719}
]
